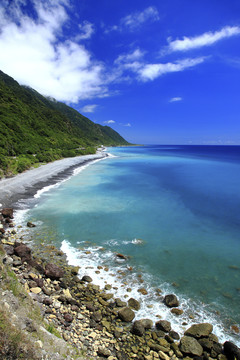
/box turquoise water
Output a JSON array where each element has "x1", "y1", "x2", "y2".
[{"x1": 20, "y1": 146, "x2": 240, "y2": 344}]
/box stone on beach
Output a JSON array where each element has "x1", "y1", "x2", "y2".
[
  {"x1": 14, "y1": 243, "x2": 32, "y2": 263},
  {"x1": 2, "y1": 208, "x2": 14, "y2": 218},
  {"x1": 44, "y1": 263, "x2": 64, "y2": 280},
  {"x1": 155, "y1": 320, "x2": 171, "y2": 332},
  {"x1": 118, "y1": 307, "x2": 135, "y2": 322},
  {"x1": 184, "y1": 323, "x2": 213, "y2": 338},
  {"x1": 180, "y1": 335, "x2": 203, "y2": 356},
  {"x1": 128, "y1": 297, "x2": 140, "y2": 310},
  {"x1": 163, "y1": 294, "x2": 179, "y2": 308}
]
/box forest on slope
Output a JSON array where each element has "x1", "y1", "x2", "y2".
[{"x1": 0, "y1": 70, "x2": 129, "y2": 177}]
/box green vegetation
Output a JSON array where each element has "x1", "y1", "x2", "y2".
[
  {"x1": 0, "y1": 70, "x2": 130, "y2": 177},
  {"x1": 45, "y1": 324, "x2": 61, "y2": 338}
]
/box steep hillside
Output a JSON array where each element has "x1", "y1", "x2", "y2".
[{"x1": 0, "y1": 70, "x2": 129, "y2": 177}]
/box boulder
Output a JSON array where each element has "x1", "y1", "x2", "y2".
[
  {"x1": 171, "y1": 308, "x2": 183, "y2": 316},
  {"x1": 180, "y1": 336, "x2": 203, "y2": 356},
  {"x1": 131, "y1": 320, "x2": 145, "y2": 336},
  {"x1": 141, "y1": 318, "x2": 153, "y2": 329},
  {"x1": 27, "y1": 221, "x2": 36, "y2": 228},
  {"x1": 128, "y1": 297, "x2": 140, "y2": 310},
  {"x1": 116, "y1": 253, "x2": 128, "y2": 260},
  {"x1": 184, "y1": 323, "x2": 213, "y2": 338},
  {"x1": 118, "y1": 307, "x2": 135, "y2": 322},
  {"x1": 45, "y1": 263, "x2": 64, "y2": 280},
  {"x1": 163, "y1": 294, "x2": 179, "y2": 308},
  {"x1": 224, "y1": 341, "x2": 240, "y2": 360},
  {"x1": 156, "y1": 320, "x2": 171, "y2": 333},
  {"x1": 2, "y1": 208, "x2": 13, "y2": 219},
  {"x1": 14, "y1": 243, "x2": 32, "y2": 263},
  {"x1": 81, "y1": 275, "x2": 92, "y2": 283}
]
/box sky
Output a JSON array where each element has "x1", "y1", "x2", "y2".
[{"x1": 0, "y1": 0, "x2": 240, "y2": 144}]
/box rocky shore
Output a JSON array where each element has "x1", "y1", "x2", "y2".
[{"x1": 0, "y1": 207, "x2": 240, "y2": 360}]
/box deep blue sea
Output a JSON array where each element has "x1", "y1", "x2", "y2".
[{"x1": 17, "y1": 145, "x2": 240, "y2": 344}]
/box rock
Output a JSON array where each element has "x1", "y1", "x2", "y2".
[
  {"x1": 180, "y1": 336, "x2": 203, "y2": 356},
  {"x1": 128, "y1": 297, "x2": 140, "y2": 310},
  {"x1": 184, "y1": 323, "x2": 213, "y2": 338},
  {"x1": 163, "y1": 294, "x2": 179, "y2": 308},
  {"x1": 81, "y1": 275, "x2": 92, "y2": 282},
  {"x1": 131, "y1": 320, "x2": 145, "y2": 336},
  {"x1": 118, "y1": 307, "x2": 135, "y2": 322},
  {"x1": 30, "y1": 287, "x2": 42, "y2": 294},
  {"x1": 171, "y1": 308, "x2": 183, "y2": 315},
  {"x1": 115, "y1": 298, "x2": 127, "y2": 307},
  {"x1": 45, "y1": 263, "x2": 64, "y2": 280},
  {"x1": 140, "y1": 318, "x2": 153, "y2": 329},
  {"x1": 14, "y1": 243, "x2": 32, "y2": 263},
  {"x1": 3, "y1": 245, "x2": 14, "y2": 255},
  {"x1": 64, "y1": 313, "x2": 73, "y2": 323},
  {"x1": 2, "y1": 208, "x2": 13, "y2": 219},
  {"x1": 91, "y1": 311, "x2": 102, "y2": 323},
  {"x1": 169, "y1": 330, "x2": 180, "y2": 340},
  {"x1": 2, "y1": 255, "x2": 13, "y2": 265},
  {"x1": 138, "y1": 288, "x2": 148, "y2": 295},
  {"x1": 97, "y1": 347, "x2": 111, "y2": 357},
  {"x1": 116, "y1": 253, "x2": 128, "y2": 260},
  {"x1": 156, "y1": 320, "x2": 171, "y2": 332},
  {"x1": 27, "y1": 221, "x2": 36, "y2": 228},
  {"x1": 224, "y1": 341, "x2": 240, "y2": 360},
  {"x1": 43, "y1": 297, "x2": 53, "y2": 306}
]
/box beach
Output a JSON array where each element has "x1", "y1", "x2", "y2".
[{"x1": 0, "y1": 152, "x2": 107, "y2": 208}]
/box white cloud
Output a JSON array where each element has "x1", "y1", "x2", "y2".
[
  {"x1": 76, "y1": 21, "x2": 94, "y2": 41},
  {"x1": 81, "y1": 104, "x2": 98, "y2": 113},
  {"x1": 0, "y1": 0, "x2": 108, "y2": 102},
  {"x1": 103, "y1": 120, "x2": 115, "y2": 124},
  {"x1": 107, "y1": 6, "x2": 159, "y2": 33},
  {"x1": 121, "y1": 6, "x2": 159, "y2": 30},
  {"x1": 121, "y1": 123, "x2": 131, "y2": 127},
  {"x1": 115, "y1": 48, "x2": 145, "y2": 65},
  {"x1": 167, "y1": 26, "x2": 240, "y2": 52},
  {"x1": 138, "y1": 57, "x2": 206, "y2": 81},
  {"x1": 169, "y1": 97, "x2": 182, "y2": 102}
]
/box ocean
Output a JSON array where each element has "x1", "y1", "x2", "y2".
[{"x1": 16, "y1": 145, "x2": 240, "y2": 345}]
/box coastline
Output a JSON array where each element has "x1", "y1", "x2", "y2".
[
  {"x1": 0, "y1": 209, "x2": 239, "y2": 360},
  {"x1": 0, "y1": 151, "x2": 107, "y2": 208}
]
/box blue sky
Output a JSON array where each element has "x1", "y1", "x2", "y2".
[{"x1": 0, "y1": 0, "x2": 240, "y2": 144}]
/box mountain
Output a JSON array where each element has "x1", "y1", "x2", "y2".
[{"x1": 0, "y1": 70, "x2": 129, "y2": 177}]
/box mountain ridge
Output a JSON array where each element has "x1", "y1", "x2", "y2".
[{"x1": 0, "y1": 70, "x2": 129, "y2": 177}]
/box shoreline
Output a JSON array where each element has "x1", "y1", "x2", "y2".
[
  {"x1": 0, "y1": 152, "x2": 107, "y2": 208},
  {"x1": 0, "y1": 209, "x2": 239, "y2": 360}
]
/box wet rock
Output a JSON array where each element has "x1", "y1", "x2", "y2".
[
  {"x1": 163, "y1": 294, "x2": 179, "y2": 308},
  {"x1": 2, "y1": 208, "x2": 13, "y2": 219},
  {"x1": 118, "y1": 307, "x2": 135, "y2": 322},
  {"x1": 223, "y1": 341, "x2": 240, "y2": 360},
  {"x1": 171, "y1": 308, "x2": 183, "y2": 315},
  {"x1": 131, "y1": 320, "x2": 145, "y2": 336},
  {"x1": 27, "y1": 221, "x2": 36, "y2": 228},
  {"x1": 156, "y1": 320, "x2": 171, "y2": 333},
  {"x1": 128, "y1": 297, "x2": 140, "y2": 310},
  {"x1": 45, "y1": 263, "x2": 64, "y2": 280},
  {"x1": 141, "y1": 318, "x2": 153, "y2": 329},
  {"x1": 180, "y1": 335, "x2": 203, "y2": 356},
  {"x1": 138, "y1": 287, "x2": 148, "y2": 295},
  {"x1": 14, "y1": 243, "x2": 32, "y2": 263},
  {"x1": 184, "y1": 323, "x2": 213, "y2": 338},
  {"x1": 81, "y1": 275, "x2": 92, "y2": 283},
  {"x1": 116, "y1": 253, "x2": 128, "y2": 260},
  {"x1": 115, "y1": 298, "x2": 127, "y2": 307},
  {"x1": 169, "y1": 330, "x2": 180, "y2": 340}
]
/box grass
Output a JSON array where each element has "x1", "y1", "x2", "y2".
[
  {"x1": 0, "y1": 309, "x2": 37, "y2": 359},
  {"x1": 46, "y1": 324, "x2": 62, "y2": 338}
]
